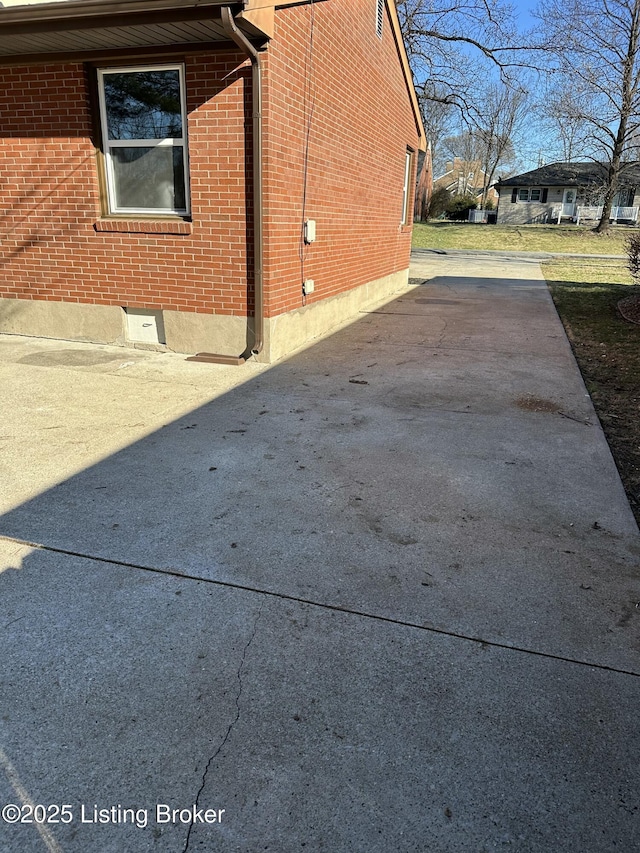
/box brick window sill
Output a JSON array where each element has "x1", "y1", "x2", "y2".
[{"x1": 94, "y1": 219, "x2": 192, "y2": 235}]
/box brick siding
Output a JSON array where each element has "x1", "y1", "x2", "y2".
[
  {"x1": 0, "y1": 0, "x2": 419, "y2": 322},
  {"x1": 262, "y1": 0, "x2": 419, "y2": 316},
  {"x1": 0, "y1": 55, "x2": 252, "y2": 317}
]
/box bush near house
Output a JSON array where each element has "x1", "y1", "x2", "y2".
[
  {"x1": 446, "y1": 194, "x2": 478, "y2": 221},
  {"x1": 427, "y1": 186, "x2": 452, "y2": 220},
  {"x1": 625, "y1": 232, "x2": 640, "y2": 283}
]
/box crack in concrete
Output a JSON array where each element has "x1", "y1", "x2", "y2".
[
  {"x1": 180, "y1": 604, "x2": 264, "y2": 853},
  {"x1": 437, "y1": 317, "x2": 449, "y2": 348},
  {"x1": 439, "y1": 280, "x2": 461, "y2": 296}
]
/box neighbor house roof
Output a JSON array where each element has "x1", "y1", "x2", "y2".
[{"x1": 497, "y1": 161, "x2": 640, "y2": 188}]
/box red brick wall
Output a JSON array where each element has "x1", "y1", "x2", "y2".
[
  {"x1": 262, "y1": 0, "x2": 420, "y2": 316},
  {"x1": 0, "y1": 55, "x2": 253, "y2": 316},
  {"x1": 0, "y1": 0, "x2": 419, "y2": 322}
]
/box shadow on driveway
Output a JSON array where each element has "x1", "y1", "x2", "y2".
[{"x1": 1, "y1": 261, "x2": 639, "y2": 852}]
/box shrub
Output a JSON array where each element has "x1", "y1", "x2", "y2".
[
  {"x1": 625, "y1": 232, "x2": 640, "y2": 284},
  {"x1": 428, "y1": 186, "x2": 452, "y2": 220},
  {"x1": 446, "y1": 193, "x2": 478, "y2": 221}
]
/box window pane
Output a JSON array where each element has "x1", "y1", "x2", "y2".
[
  {"x1": 518, "y1": 188, "x2": 528, "y2": 201},
  {"x1": 402, "y1": 151, "x2": 412, "y2": 224},
  {"x1": 530, "y1": 189, "x2": 541, "y2": 201},
  {"x1": 104, "y1": 70, "x2": 182, "y2": 140},
  {"x1": 111, "y1": 147, "x2": 186, "y2": 211}
]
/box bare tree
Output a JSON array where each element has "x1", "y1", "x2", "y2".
[
  {"x1": 476, "y1": 83, "x2": 527, "y2": 206},
  {"x1": 440, "y1": 83, "x2": 527, "y2": 206},
  {"x1": 417, "y1": 82, "x2": 455, "y2": 173},
  {"x1": 537, "y1": 0, "x2": 640, "y2": 232},
  {"x1": 397, "y1": 0, "x2": 528, "y2": 117},
  {"x1": 539, "y1": 85, "x2": 595, "y2": 162},
  {"x1": 441, "y1": 129, "x2": 484, "y2": 193}
]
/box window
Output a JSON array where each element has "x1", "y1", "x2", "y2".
[
  {"x1": 376, "y1": 0, "x2": 384, "y2": 38},
  {"x1": 97, "y1": 64, "x2": 189, "y2": 216},
  {"x1": 401, "y1": 149, "x2": 414, "y2": 225},
  {"x1": 517, "y1": 188, "x2": 544, "y2": 202},
  {"x1": 614, "y1": 186, "x2": 633, "y2": 206}
]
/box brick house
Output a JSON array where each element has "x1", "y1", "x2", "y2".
[
  {"x1": 434, "y1": 157, "x2": 499, "y2": 206},
  {"x1": 0, "y1": 0, "x2": 425, "y2": 363}
]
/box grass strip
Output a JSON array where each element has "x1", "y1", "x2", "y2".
[
  {"x1": 542, "y1": 259, "x2": 640, "y2": 523},
  {"x1": 413, "y1": 222, "x2": 634, "y2": 255}
]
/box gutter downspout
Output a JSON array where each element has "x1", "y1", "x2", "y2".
[{"x1": 187, "y1": 5, "x2": 264, "y2": 364}]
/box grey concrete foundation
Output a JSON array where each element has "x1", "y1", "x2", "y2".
[
  {"x1": 0, "y1": 298, "x2": 125, "y2": 346},
  {"x1": 0, "y1": 269, "x2": 410, "y2": 363}
]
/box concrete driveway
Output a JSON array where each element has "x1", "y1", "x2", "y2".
[{"x1": 0, "y1": 250, "x2": 638, "y2": 852}]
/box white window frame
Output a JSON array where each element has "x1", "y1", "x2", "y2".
[
  {"x1": 97, "y1": 63, "x2": 190, "y2": 216},
  {"x1": 529, "y1": 188, "x2": 541, "y2": 201},
  {"x1": 518, "y1": 188, "x2": 529, "y2": 201},
  {"x1": 401, "y1": 149, "x2": 413, "y2": 225}
]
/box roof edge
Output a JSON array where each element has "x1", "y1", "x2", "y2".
[
  {"x1": 0, "y1": 0, "x2": 239, "y2": 24},
  {"x1": 386, "y1": 0, "x2": 426, "y2": 152}
]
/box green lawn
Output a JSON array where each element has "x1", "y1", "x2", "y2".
[
  {"x1": 543, "y1": 261, "x2": 640, "y2": 522},
  {"x1": 412, "y1": 221, "x2": 636, "y2": 255},
  {"x1": 541, "y1": 257, "x2": 633, "y2": 285}
]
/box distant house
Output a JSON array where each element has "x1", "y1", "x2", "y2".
[
  {"x1": 433, "y1": 158, "x2": 499, "y2": 206},
  {"x1": 0, "y1": 0, "x2": 425, "y2": 363},
  {"x1": 496, "y1": 162, "x2": 640, "y2": 226},
  {"x1": 414, "y1": 145, "x2": 433, "y2": 221}
]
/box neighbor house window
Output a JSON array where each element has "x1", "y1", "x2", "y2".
[
  {"x1": 401, "y1": 149, "x2": 414, "y2": 225},
  {"x1": 97, "y1": 64, "x2": 189, "y2": 215},
  {"x1": 376, "y1": 0, "x2": 384, "y2": 38},
  {"x1": 616, "y1": 185, "x2": 636, "y2": 206},
  {"x1": 517, "y1": 188, "x2": 543, "y2": 202}
]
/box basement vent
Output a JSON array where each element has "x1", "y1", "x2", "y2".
[
  {"x1": 124, "y1": 308, "x2": 166, "y2": 345},
  {"x1": 376, "y1": 0, "x2": 384, "y2": 38}
]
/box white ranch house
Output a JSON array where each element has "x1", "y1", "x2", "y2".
[{"x1": 495, "y1": 162, "x2": 640, "y2": 226}]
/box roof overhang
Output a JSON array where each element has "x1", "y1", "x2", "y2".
[
  {"x1": 0, "y1": 0, "x2": 271, "y2": 65},
  {"x1": 0, "y1": 0, "x2": 426, "y2": 152}
]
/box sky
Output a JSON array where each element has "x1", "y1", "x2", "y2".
[
  {"x1": 511, "y1": 0, "x2": 538, "y2": 31},
  {"x1": 430, "y1": 0, "x2": 559, "y2": 175}
]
